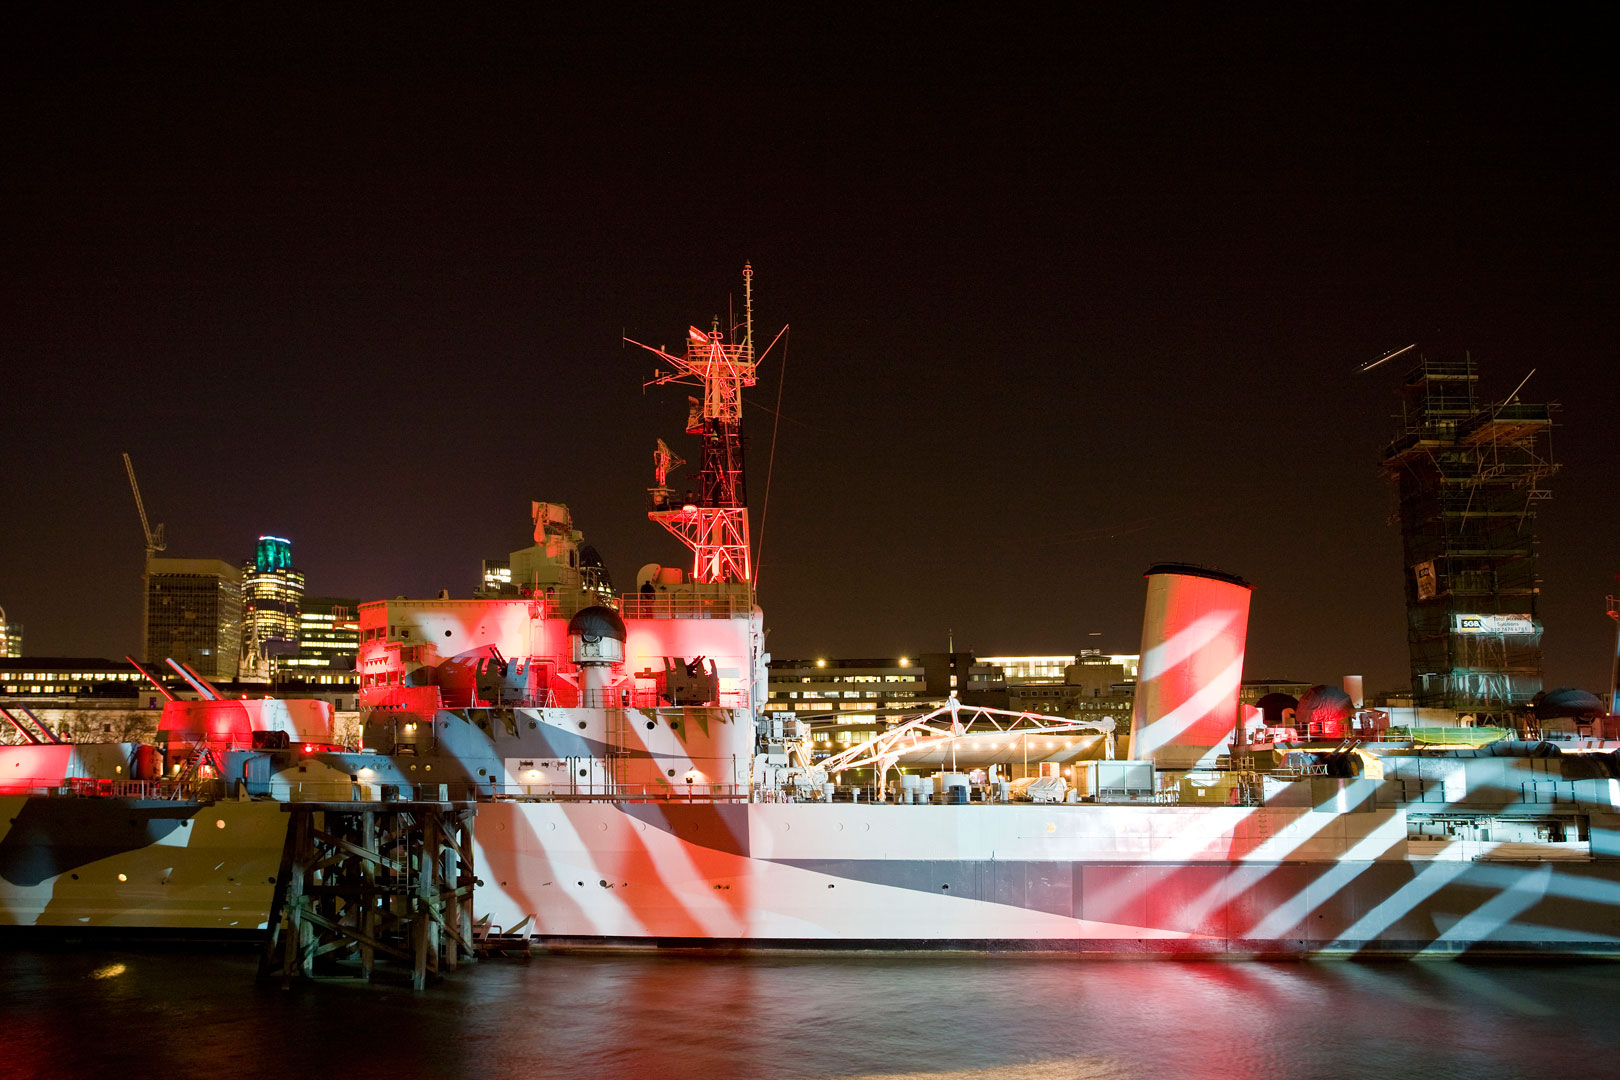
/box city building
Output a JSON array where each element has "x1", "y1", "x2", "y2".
[
  {"x1": 768, "y1": 651, "x2": 1143, "y2": 761},
  {"x1": 766, "y1": 656, "x2": 937, "y2": 725},
  {"x1": 145, "y1": 556, "x2": 242, "y2": 681},
  {"x1": 240, "y1": 536, "x2": 305, "y2": 679},
  {"x1": 477, "y1": 559, "x2": 513, "y2": 597},
  {"x1": 1382, "y1": 354, "x2": 1557, "y2": 718},
  {"x1": 0, "y1": 657, "x2": 144, "y2": 701},
  {"x1": 0, "y1": 605, "x2": 20, "y2": 657},
  {"x1": 273, "y1": 595, "x2": 360, "y2": 699}
]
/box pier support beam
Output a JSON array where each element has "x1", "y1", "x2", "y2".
[{"x1": 259, "y1": 801, "x2": 478, "y2": 989}]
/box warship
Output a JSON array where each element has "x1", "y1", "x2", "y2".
[{"x1": 4, "y1": 267, "x2": 1620, "y2": 956}]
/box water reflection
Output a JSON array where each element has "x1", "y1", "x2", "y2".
[{"x1": 1, "y1": 949, "x2": 1614, "y2": 1080}]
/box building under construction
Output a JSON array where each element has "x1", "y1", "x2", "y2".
[{"x1": 1381, "y1": 353, "x2": 1557, "y2": 719}]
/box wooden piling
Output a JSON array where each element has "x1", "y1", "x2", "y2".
[{"x1": 259, "y1": 800, "x2": 478, "y2": 989}]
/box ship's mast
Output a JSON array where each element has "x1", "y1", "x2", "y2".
[{"x1": 635, "y1": 264, "x2": 758, "y2": 586}]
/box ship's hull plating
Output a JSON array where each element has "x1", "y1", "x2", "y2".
[
  {"x1": 0, "y1": 796, "x2": 285, "y2": 932},
  {"x1": 5, "y1": 797, "x2": 1620, "y2": 954}
]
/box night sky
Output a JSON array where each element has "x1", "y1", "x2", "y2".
[{"x1": 4, "y1": 8, "x2": 1616, "y2": 695}]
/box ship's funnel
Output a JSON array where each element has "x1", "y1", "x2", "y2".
[{"x1": 1127, "y1": 564, "x2": 1253, "y2": 770}]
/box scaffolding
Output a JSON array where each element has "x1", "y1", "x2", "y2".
[{"x1": 1381, "y1": 354, "x2": 1557, "y2": 720}]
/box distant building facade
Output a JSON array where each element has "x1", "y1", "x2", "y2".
[
  {"x1": 273, "y1": 595, "x2": 360, "y2": 698},
  {"x1": 0, "y1": 657, "x2": 144, "y2": 701},
  {"x1": 145, "y1": 557, "x2": 242, "y2": 681},
  {"x1": 768, "y1": 651, "x2": 1143, "y2": 759},
  {"x1": 0, "y1": 605, "x2": 20, "y2": 657},
  {"x1": 766, "y1": 656, "x2": 936, "y2": 724}
]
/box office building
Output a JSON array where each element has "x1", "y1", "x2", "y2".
[
  {"x1": 274, "y1": 596, "x2": 360, "y2": 696},
  {"x1": 145, "y1": 557, "x2": 242, "y2": 681},
  {"x1": 239, "y1": 536, "x2": 305, "y2": 678},
  {"x1": 0, "y1": 606, "x2": 20, "y2": 658}
]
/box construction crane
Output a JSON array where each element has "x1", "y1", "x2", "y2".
[{"x1": 122, "y1": 452, "x2": 166, "y2": 659}]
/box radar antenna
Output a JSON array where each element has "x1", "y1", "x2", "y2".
[{"x1": 628, "y1": 264, "x2": 758, "y2": 585}]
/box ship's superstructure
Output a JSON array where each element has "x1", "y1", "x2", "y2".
[
  {"x1": 636, "y1": 262, "x2": 758, "y2": 588},
  {"x1": 5, "y1": 276, "x2": 1620, "y2": 956}
]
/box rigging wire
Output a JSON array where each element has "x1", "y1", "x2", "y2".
[{"x1": 753, "y1": 326, "x2": 790, "y2": 592}]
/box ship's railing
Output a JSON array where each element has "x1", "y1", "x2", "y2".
[
  {"x1": 273, "y1": 780, "x2": 485, "y2": 803},
  {"x1": 1, "y1": 777, "x2": 207, "y2": 800},
  {"x1": 617, "y1": 592, "x2": 752, "y2": 620},
  {"x1": 492, "y1": 783, "x2": 752, "y2": 803},
  {"x1": 376, "y1": 685, "x2": 752, "y2": 712},
  {"x1": 570, "y1": 687, "x2": 750, "y2": 710},
  {"x1": 263, "y1": 780, "x2": 755, "y2": 803}
]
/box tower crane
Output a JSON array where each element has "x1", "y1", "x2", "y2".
[{"x1": 122, "y1": 452, "x2": 166, "y2": 659}]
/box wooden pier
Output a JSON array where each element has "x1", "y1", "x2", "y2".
[{"x1": 259, "y1": 800, "x2": 478, "y2": 989}]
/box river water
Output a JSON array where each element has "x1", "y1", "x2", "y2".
[{"x1": 1, "y1": 948, "x2": 1615, "y2": 1079}]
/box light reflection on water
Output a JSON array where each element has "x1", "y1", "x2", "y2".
[{"x1": 1, "y1": 949, "x2": 1615, "y2": 1080}]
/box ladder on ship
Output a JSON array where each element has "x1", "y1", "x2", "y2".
[{"x1": 604, "y1": 700, "x2": 631, "y2": 793}]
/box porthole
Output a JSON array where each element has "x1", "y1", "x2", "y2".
[
  {"x1": 578, "y1": 721, "x2": 587, "y2": 730},
  {"x1": 940, "y1": 884, "x2": 950, "y2": 891},
  {"x1": 646, "y1": 721, "x2": 656, "y2": 730},
  {"x1": 667, "y1": 769, "x2": 676, "y2": 777},
  {"x1": 579, "y1": 769, "x2": 587, "y2": 777},
  {"x1": 444, "y1": 630, "x2": 452, "y2": 638}
]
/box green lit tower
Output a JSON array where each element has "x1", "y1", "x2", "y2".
[{"x1": 240, "y1": 535, "x2": 305, "y2": 678}]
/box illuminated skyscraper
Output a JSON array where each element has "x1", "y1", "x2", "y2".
[
  {"x1": 240, "y1": 536, "x2": 305, "y2": 678},
  {"x1": 145, "y1": 557, "x2": 242, "y2": 680}
]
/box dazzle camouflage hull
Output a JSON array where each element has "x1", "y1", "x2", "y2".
[{"x1": 8, "y1": 796, "x2": 1620, "y2": 956}]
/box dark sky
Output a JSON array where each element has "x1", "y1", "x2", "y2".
[{"x1": 3, "y1": 7, "x2": 1616, "y2": 695}]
